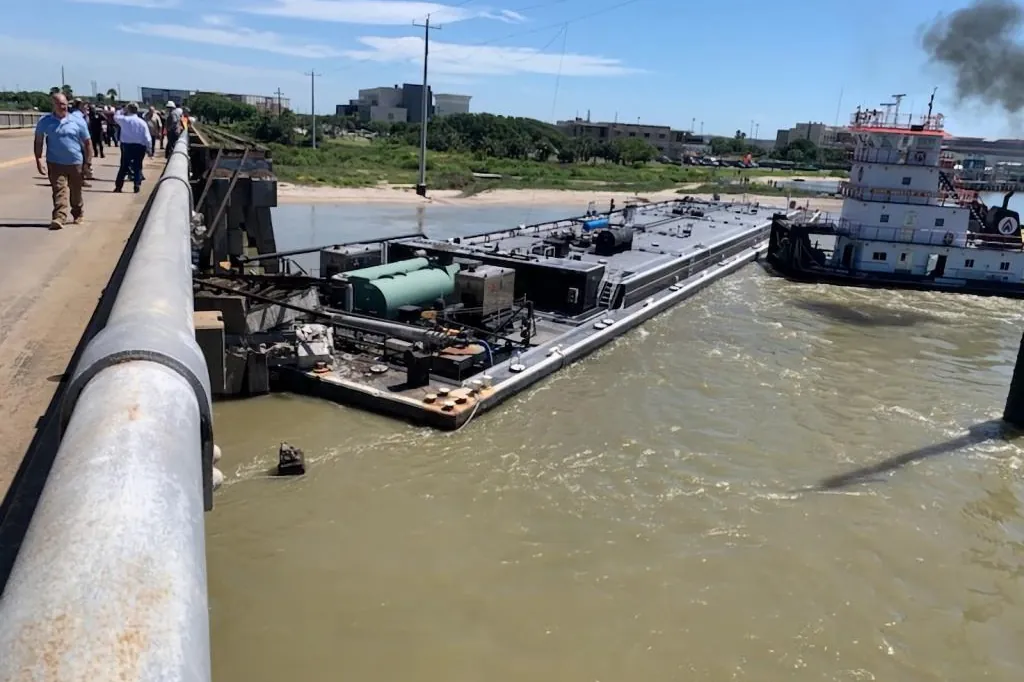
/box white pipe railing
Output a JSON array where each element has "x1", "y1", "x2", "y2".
[{"x1": 0, "y1": 134, "x2": 214, "y2": 681}]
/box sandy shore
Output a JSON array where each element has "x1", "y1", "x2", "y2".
[{"x1": 277, "y1": 182, "x2": 843, "y2": 213}]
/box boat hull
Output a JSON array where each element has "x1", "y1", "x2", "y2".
[{"x1": 764, "y1": 214, "x2": 1024, "y2": 299}]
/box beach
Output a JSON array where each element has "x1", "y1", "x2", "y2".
[{"x1": 276, "y1": 182, "x2": 844, "y2": 213}]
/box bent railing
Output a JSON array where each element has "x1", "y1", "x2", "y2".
[{"x1": 0, "y1": 134, "x2": 214, "y2": 682}]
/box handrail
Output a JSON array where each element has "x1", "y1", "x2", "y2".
[
  {"x1": 0, "y1": 111, "x2": 44, "y2": 130},
  {"x1": 0, "y1": 135, "x2": 213, "y2": 681}
]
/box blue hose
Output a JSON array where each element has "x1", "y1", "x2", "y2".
[{"x1": 478, "y1": 339, "x2": 494, "y2": 367}]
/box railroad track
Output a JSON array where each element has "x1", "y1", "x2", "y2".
[{"x1": 191, "y1": 122, "x2": 265, "y2": 151}]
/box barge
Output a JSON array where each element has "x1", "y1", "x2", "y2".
[
  {"x1": 765, "y1": 97, "x2": 1024, "y2": 297},
  {"x1": 194, "y1": 198, "x2": 789, "y2": 429}
]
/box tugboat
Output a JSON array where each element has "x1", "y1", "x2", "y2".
[{"x1": 766, "y1": 95, "x2": 1024, "y2": 298}]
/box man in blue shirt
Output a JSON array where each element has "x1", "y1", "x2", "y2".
[
  {"x1": 34, "y1": 93, "x2": 93, "y2": 230},
  {"x1": 112, "y1": 103, "x2": 152, "y2": 194}
]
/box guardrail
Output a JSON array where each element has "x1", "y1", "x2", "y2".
[
  {"x1": 0, "y1": 111, "x2": 43, "y2": 130},
  {"x1": 0, "y1": 135, "x2": 214, "y2": 681}
]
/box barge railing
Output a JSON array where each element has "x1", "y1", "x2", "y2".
[{"x1": 0, "y1": 134, "x2": 214, "y2": 682}]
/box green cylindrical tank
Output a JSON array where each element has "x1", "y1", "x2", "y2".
[
  {"x1": 357, "y1": 264, "x2": 459, "y2": 318},
  {"x1": 343, "y1": 257, "x2": 429, "y2": 281}
]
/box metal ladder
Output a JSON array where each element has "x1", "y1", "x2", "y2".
[{"x1": 597, "y1": 279, "x2": 615, "y2": 308}]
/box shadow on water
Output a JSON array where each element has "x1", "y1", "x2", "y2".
[
  {"x1": 807, "y1": 419, "x2": 1018, "y2": 491},
  {"x1": 790, "y1": 299, "x2": 941, "y2": 327}
]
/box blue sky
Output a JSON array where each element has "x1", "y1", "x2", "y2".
[{"x1": 0, "y1": 0, "x2": 1016, "y2": 138}]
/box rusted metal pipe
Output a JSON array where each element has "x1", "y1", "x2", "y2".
[
  {"x1": 0, "y1": 362, "x2": 210, "y2": 681},
  {"x1": 0, "y1": 134, "x2": 213, "y2": 680}
]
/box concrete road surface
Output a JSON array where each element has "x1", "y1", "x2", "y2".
[{"x1": 0, "y1": 129, "x2": 165, "y2": 498}]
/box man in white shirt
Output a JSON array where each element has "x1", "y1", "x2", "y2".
[{"x1": 112, "y1": 103, "x2": 152, "y2": 194}]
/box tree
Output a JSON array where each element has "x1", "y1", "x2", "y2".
[
  {"x1": 49, "y1": 87, "x2": 60, "y2": 95},
  {"x1": 60, "y1": 85, "x2": 73, "y2": 98},
  {"x1": 614, "y1": 137, "x2": 657, "y2": 165},
  {"x1": 106, "y1": 88, "x2": 118, "y2": 101},
  {"x1": 188, "y1": 93, "x2": 257, "y2": 124}
]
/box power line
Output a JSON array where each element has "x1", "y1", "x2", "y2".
[
  {"x1": 469, "y1": 0, "x2": 646, "y2": 47},
  {"x1": 274, "y1": 87, "x2": 285, "y2": 115}
]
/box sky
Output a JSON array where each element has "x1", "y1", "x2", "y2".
[{"x1": 0, "y1": 0, "x2": 1019, "y2": 139}]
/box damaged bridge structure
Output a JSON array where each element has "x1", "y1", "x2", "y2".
[{"x1": 0, "y1": 123, "x2": 279, "y2": 681}]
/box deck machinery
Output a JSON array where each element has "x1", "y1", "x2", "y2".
[{"x1": 192, "y1": 197, "x2": 784, "y2": 428}]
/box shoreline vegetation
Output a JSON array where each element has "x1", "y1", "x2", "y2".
[{"x1": 108, "y1": 90, "x2": 849, "y2": 209}]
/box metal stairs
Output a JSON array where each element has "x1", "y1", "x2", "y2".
[
  {"x1": 597, "y1": 279, "x2": 614, "y2": 308},
  {"x1": 939, "y1": 170, "x2": 987, "y2": 225}
]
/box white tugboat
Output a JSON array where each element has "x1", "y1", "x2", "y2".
[{"x1": 766, "y1": 96, "x2": 1024, "y2": 297}]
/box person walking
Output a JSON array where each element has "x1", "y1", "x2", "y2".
[
  {"x1": 164, "y1": 100, "x2": 183, "y2": 158},
  {"x1": 112, "y1": 103, "x2": 151, "y2": 194},
  {"x1": 87, "y1": 104, "x2": 105, "y2": 159},
  {"x1": 33, "y1": 93, "x2": 92, "y2": 230},
  {"x1": 143, "y1": 106, "x2": 162, "y2": 158}
]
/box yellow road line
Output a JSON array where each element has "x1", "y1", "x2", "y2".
[{"x1": 0, "y1": 155, "x2": 35, "y2": 170}]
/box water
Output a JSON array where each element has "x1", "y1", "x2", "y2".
[
  {"x1": 207, "y1": 204, "x2": 1024, "y2": 681},
  {"x1": 778, "y1": 179, "x2": 842, "y2": 194}
]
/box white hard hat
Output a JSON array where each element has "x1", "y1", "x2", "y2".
[{"x1": 166, "y1": 100, "x2": 176, "y2": 108}]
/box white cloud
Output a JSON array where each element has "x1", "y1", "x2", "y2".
[
  {"x1": 243, "y1": 0, "x2": 524, "y2": 25},
  {"x1": 0, "y1": 33, "x2": 304, "y2": 97},
  {"x1": 118, "y1": 21, "x2": 342, "y2": 58},
  {"x1": 201, "y1": 14, "x2": 232, "y2": 26},
  {"x1": 344, "y1": 36, "x2": 638, "y2": 77},
  {"x1": 69, "y1": 0, "x2": 179, "y2": 7}
]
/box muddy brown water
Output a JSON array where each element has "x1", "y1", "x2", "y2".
[{"x1": 206, "y1": 203, "x2": 1024, "y2": 681}]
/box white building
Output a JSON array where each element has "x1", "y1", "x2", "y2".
[{"x1": 434, "y1": 93, "x2": 471, "y2": 117}]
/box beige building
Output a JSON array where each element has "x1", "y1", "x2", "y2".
[
  {"x1": 775, "y1": 122, "x2": 852, "y2": 149},
  {"x1": 557, "y1": 118, "x2": 706, "y2": 157}
]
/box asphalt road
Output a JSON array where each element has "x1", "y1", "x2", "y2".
[{"x1": 0, "y1": 129, "x2": 162, "y2": 497}]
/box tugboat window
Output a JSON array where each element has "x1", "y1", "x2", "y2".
[
  {"x1": 901, "y1": 176, "x2": 912, "y2": 185},
  {"x1": 934, "y1": 218, "x2": 945, "y2": 227},
  {"x1": 872, "y1": 252, "x2": 887, "y2": 261},
  {"x1": 1001, "y1": 262, "x2": 1011, "y2": 271},
  {"x1": 965, "y1": 259, "x2": 975, "y2": 268},
  {"x1": 880, "y1": 214, "x2": 890, "y2": 223}
]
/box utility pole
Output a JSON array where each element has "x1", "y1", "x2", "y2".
[
  {"x1": 274, "y1": 87, "x2": 285, "y2": 116},
  {"x1": 755, "y1": 122, "x2": 759, "y2": 139},
  {"x1": 412, "y1": 15, "x2": 441, "y2": 197},
  {"x1": 305, "y1": 71, "x2": 322, "y2": 148},
  {"x1": 691, "y1": 117, "x2": 695, "y2": 134},
  {"x1": 700, "y1": 121, "x2": 704, "y2": 136},
  {"x1": 749, "y1": 119, "x2": 754, "y2": 139},
  {"x1": 61, "y1": 65, "x2": 65, "y2": 88}
]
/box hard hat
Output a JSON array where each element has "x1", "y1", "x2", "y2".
[{"x1": 166, "y1": 100, "x2": 176, "y2": 108}]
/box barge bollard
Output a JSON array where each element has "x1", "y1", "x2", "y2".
[{"x1": 1003, "y1": 331, "x2": 1024, "y2": 427}]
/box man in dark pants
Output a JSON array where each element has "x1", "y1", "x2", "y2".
[
  {"x1": 87, "y1": 105, "x2": 105, "y2": 159},
  {"x1": 164, "y1": 100, "x2": 183, "y2": 158},
  {"x1": 112, "y1": 103, "x2": 151, "y2": 194}
]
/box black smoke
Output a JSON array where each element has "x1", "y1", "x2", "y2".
[{"x1": 922, "y1": 0, "x2": 1024, "y2": 113}]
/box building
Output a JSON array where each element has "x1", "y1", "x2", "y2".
[
  {"x1": 140, "y1": 87, "x2": 190, "y2": 107},
  {"x1": 556, "y1": 118, "x2": 707, "y2": 157},
  {"x1": 434, "y1": 93, "x2": 471, "y2": 117},
  {"x1": 140, "y1": 87, "x2": 290, "y2": 114},
  {"x1": 775, "y1": 122, "x2": 853, "y2": 149},
  {"x1": 337, "y1": 84, "x2": 471, "y2": 124}
]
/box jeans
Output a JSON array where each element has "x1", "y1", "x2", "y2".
[{"x1": 115, "y1": 143, "x2": 147, "y2": 191}]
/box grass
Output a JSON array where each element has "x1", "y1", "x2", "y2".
[{"x1": 269, "y1": 137, "x2": 848, "y2": 192}]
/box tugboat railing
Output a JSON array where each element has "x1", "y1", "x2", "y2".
[{"x1": 836, "y1": 220, "x2": 1024, "y2": 250}]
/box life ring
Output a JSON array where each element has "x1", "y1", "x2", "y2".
[
  {"x1": 942, "y1": 231, "x2": 954, "y2": 246},
  {"x1": 915, "y1": 151, "x2": 926, "y2": 163}
]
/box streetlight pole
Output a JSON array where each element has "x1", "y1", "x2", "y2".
[
  {"x1": 305, "y1": 71, "x2": 322, "y2": 148},
  {"x1": 413, "y1": 15, "x2": 441, "y2": 197}
]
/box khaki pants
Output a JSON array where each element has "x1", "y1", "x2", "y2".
[{"x1": 47, "y1": 163, "x2": 84, "y2": 224}]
